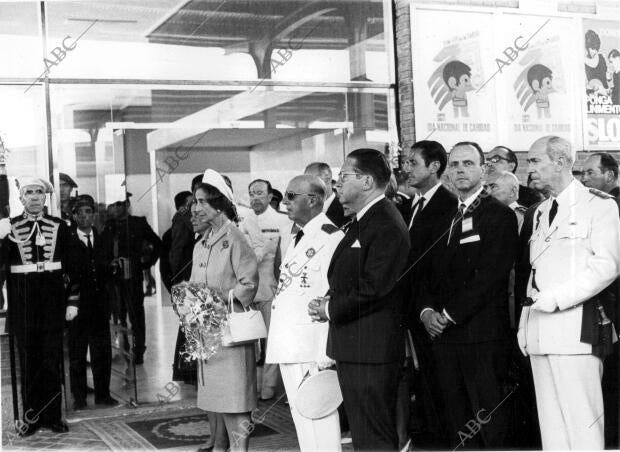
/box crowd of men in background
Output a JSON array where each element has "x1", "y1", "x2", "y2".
[{"x1": 2, "y1": 135, "x2": 620, "y2": 451}]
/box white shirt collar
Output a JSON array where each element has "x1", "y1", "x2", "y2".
[
  {"x1": 356, "y1": 194, "x2": 385, "y2": 221},
  {"x1": 323, "y1": 192, "x2": 336, "y2": 212},
  {"x1": 413, "y1": 182, "x2": 442, "y2": 206},
  {"x1": 77, "y1": 228, "x2": 94, "y2": 245},
  {"x1": 300, "y1": 212, "x2": 327, "y2": 236},
  {"x1": 554, "y1": 178, "x2": 578, "y2": 207},
  {"x1": 509, "y1": 201, "x2": 521, "y2": 210},
  {"x1": 458, "y1": 186, "x2": 485, "y2": 210}
]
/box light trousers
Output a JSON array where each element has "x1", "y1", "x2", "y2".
[
  {"x1": 280, "y1": 362, "x2": 341, "y2": 452},
  {"x1": 530, "y1": 354, "x2": 604, "y2": 450}
]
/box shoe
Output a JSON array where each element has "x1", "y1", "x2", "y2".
[
  {"x1": 340, "y1": 431, "x2": 352, "y2": 445},
  {"x1": 196, "y1": 446, "x2": 214, "y2": 452},
  {"x1": 260, "y1": 387, "x2": 275, "y2": 400},
  {"x1": 95, "y1": 396, "x2": 118, "y2": 406},
  {"x1": 44, "y1": 420, "x2": 69, "y2": 433},
  {"x1": 72, "y1": 399, "x2": 87, "y2": 410}
]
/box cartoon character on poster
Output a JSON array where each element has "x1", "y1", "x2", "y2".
[
  {"x1": 527, "y1": 64, "x2": 554, "y2": 119},
  {"x1": 427, "y1": 45, "x2": 477, "y2": 119},
  {"x1": 442, "y1": 61, "x2": 474, "y2": 117},
  {"x1": 513, "y1": 48, "x2": 557, "y2": 121}
]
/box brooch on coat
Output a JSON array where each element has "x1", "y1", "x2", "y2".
[
  {"x1": 305, "y1": 248, "x2": 315, "y2": 258},
  {"x1": 222, "y1": 240, "x2": 229, "y2": 250}
]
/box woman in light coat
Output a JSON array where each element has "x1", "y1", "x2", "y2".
[{"x1": 190, "y1": 175, "x2": 258, "y2": 452}]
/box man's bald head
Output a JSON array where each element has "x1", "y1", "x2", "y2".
[{"x1": 488, "y1": 171, "x2": 519, "y2": 206}]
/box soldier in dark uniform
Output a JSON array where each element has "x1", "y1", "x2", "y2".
[
  {"x1": 66, "y1": 195, "x2": 116, "y2": 410},
  {"x1": 59, "y1": 173, "x2": 78, "y2": 227},
  {"x1": 100, "y1": 199, "x2": 161, "y2": 364},
  {"x1": 1, "y1": 176, "x2": 79, "y2": 436}
]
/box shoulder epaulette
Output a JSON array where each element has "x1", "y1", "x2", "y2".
[
  {"x1": 589, "y1": 188, "x2": 615, "y2": 199},
  {"x1": 321, "y1": 224, "x2": 339, "y2": 234}
]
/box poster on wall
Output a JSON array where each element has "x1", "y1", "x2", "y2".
[
  {"x1": 583, "y1": 19, "x2": 620, "y2": 149},
  {"x1": 497, "y1": 15, "x2": 577, "y2": 150},
  {"x1": 411, "y1": 9, "x2": 498, "y2": 151}
]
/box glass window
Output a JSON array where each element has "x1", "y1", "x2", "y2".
[
  {"x1": 0, "y1": 86, "x2": 49, "y2": 215},
  {"x1": 0, "y1": 2, "x2": 43, "y2": 79},
  {"x1": 49, "y1": 83, "x2": 395, "y2": 235}
]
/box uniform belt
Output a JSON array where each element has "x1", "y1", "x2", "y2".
[{"x1": 10, "y1": 261, "x2": 62, "y2": 274}]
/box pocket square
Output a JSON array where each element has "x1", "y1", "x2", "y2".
[
  {"x1": 351, "y1": 239, "x2": 361, "y2": 248},
  {"x1": 460, "y1": 234, "x2": 480, "y2": 244}
]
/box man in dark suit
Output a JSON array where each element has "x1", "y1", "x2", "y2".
[
  {"x1": 67, "y1": 195, "x2": 116, "y2": 410},
  {"x1": 305, "y1": 162, "x2": 347, "y2": 227},
  {"x1": 418, "y1": 142, "x2": 518, "y2": 449},
  {"x1": 101, "y1": 199, "x2": 161, "y2": 364},
  {"x1": 308, "y1": 148, "x2": 410, "y2": 450},
  {"x1": 486, "y1": 145, "x2": 543, "y2": 208},
  {"x1": 402, "y1": 140, "x2": 456, "y2": 446}
]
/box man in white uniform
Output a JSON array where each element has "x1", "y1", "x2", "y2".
[
  {"x1": 518, "y1": 135, "x2": 620, "y2": 450},
  {"x1": 266, "y1": 175, "x2": 343, "y2": 451},
  {"x1": 240, "y1": 179, "x2": 292, "y2": 399}
]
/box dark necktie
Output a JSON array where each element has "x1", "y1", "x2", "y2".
[
  {"x1": 548, "y1": 199, "x2": 558, "y2": 226},
  {"x1": 408, "y1": 197, "x2": 425, "y2": 230},
  {"x1": 343, "y1": 218, "x2": 358, "y2": 234},
  {"x1": 448, "y1": 203, "x2": 467, "y2": 244},
  {"x1": 294, "y1": 229, "x2": 304, "y2": 247},
  {"x1": 86, "y1": 233, "x2": 93, "y2": 250}
]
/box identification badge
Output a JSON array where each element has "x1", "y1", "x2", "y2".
[{"x1": 462, "y1": 217, "x2": 473, "y2": 233}]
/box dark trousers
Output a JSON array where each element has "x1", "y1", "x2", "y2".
[
  {"x1": 172, "y1": 326, "x2": 196, "y2": 383},
  {"x1": 603, "y1": 345, "x2": 620, "y2": 449},
  {"x1": 337, "y1": 361, "x2": 400, "y2": 450},
  {"x1": 433, "y1": 341, "x2": 510, "y2": 450},
  {"x1": 112, "y1": 279, "x2": 146, "y2": 358},
  {"x1": 412, "y1": 335, "x2": 450, "y2": 447},
  {"x1": 16, "y1": 329, "x2": 63, "y2": 426},
  {"x1": 68, "y1": 314, "x2": 112, "y2": 402}
]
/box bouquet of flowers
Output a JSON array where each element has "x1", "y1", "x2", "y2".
[{"x1": 171, "y1": 281, "x2": 228, "y2": 362}]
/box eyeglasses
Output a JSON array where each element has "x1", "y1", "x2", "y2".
[
  {"x1": 284, "y1": 191, "x2": 318, "y2": 201},
  {"x1": 487, "y1": 156, "x2": 511, "y2": 164},
  {"x1": 337, "y1": 172, "x2": 364, "y2": 182}
]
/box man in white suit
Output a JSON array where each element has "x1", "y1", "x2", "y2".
[
  {"x1": 266, "y1": 175, "x2": 344, "y2": 451},
  {"x1": 518, "y1": 136, "x2": 620, "y2": 449},
  {"x1": 241, "y1": 179, "x2": 292, "y2": 400}
]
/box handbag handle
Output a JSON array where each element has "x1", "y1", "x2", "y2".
[{"x1": 228, "y1": 289, "x2": 250, "y2": 313}]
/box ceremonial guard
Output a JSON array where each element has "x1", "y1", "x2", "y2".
[
  {"x1": 518, "y1": 136, "x2": 620, "y2": 449},
  {"x1": 1, "y1": 176, "x2": 79, "y2": 436},
  {"x1": 66, "y1": 195, "x2": 115, "y2": 410},
  {"x1": 266, "y1": 175, "x2": 344, "y2": 451}
]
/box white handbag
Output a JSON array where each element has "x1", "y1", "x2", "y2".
[{"x1": 222, "y1": 290, "x2": 267, "y2": 346}]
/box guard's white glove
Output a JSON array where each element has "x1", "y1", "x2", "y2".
[
  {"x1": 0, "y1": 218, "x2": 11, "y2": 239},
  {"x1": 65, "y1": 306, "x2": 78, "y2": 321},
  {"x1": 530, "y1": 291, "x2": 557, "y2": 313},
  {"x1": 517, "y1": 328, "x2": 528, "y2": 357}
]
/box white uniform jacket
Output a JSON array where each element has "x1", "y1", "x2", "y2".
[
  {"x1": 240, "y1": 206, "x2": 292, "y2": 303},
  {"x1": 266, "y1": 212, "x2": 344, "y2": 364},
  {"x1": 519, "y1": 180, "x2": 620, "y2": 355}
]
